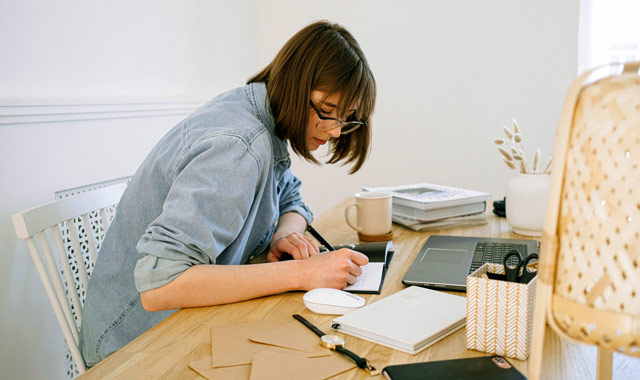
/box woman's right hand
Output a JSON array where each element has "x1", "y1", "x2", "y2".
[{"x1": 299, "y1": 248, "x2": 369, "y2": 290}]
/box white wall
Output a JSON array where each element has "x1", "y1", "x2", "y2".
[
  {"x1": 256, "y1": 0, "x2": 580, "y2": 215},
  {"x1": 0, "y1": 1, "x2": 257, "y2": 379},
  {"x1": 1, "y1": 1, "x2": 579, "y2": 379}
]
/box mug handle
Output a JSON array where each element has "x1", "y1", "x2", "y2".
[{"x1": 344, "y1": 203, "x2": 362, "y2": 232}]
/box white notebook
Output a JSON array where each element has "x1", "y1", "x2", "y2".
[{"x1": 331, "y1": 286, "x2": 466, "y2": 354}]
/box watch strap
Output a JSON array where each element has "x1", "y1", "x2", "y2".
[
  {"x1": 335, "y1": 345, "x2": 369, "y2": 368},
  {"x1": 292, "y1": 314, "x2": 325, "y2": 338},
  {"x1": 292, "y1": 314, "x2": 379, "y2": 375}
]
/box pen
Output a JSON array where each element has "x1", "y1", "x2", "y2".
[{"x1": 306, "y1": 225, "x2": 335, "y2": 251}]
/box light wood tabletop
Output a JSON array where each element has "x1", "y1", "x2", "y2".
[{"x1": 78, "y1": 198, "x2": 640, "y2": 379}]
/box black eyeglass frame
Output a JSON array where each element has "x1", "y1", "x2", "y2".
[{"x1": 309, "y1": 101, "x2": 364, "y2": 135}]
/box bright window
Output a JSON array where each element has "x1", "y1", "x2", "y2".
[{"x1": 579, "y1": 0, "x2": 640, "y2": 73}]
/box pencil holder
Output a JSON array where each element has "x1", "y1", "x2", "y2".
[{"x1": 465, "y1": 263, "x2": 537, "y2": 360}]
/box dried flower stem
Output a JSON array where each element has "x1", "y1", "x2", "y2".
[
  {"x1": 504, "y1": 159, "x2": 517, "y2": 170},
  {"x1": 494, "y1": 118, "x2": 551, "y2": 175},
  {"x1": 497, "y1": 147, "x2": 513, "y2": 161},
  {"x1": 519, "y1": 148, "x2": 528, "y2": 173},
  {"x1": 543, "y1": 157, "x2": 553, "y2": 174},
  {"x1": 503, "y1": 125, "x2": 514, "y2": 139},
  {"x1": 512, "y1": 119, "x2": 521, "y2": 134}
]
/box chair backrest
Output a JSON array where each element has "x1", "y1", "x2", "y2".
[
  {"x1": 11, "y1": 183, "x2": 127, "y2": 373},
  {"x1": 540, "y1": 62, "x2": 640, "y2": 356}
]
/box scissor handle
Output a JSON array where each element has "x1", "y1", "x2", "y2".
[
  {"x1": 503, "y1": 250, "x2": 523, "y2": 282},
  {"x1": 517, "y1": 253, "x2": 539, "y2": 284}
]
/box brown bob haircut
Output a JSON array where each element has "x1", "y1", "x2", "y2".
[{"x1": 248, "y1": 20, "x2": 376, "y2": 173}]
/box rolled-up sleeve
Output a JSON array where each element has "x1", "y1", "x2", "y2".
[
  {"x1": 277, "y1": 169, "x2": 313, "y2": 225},
  {"x1": 134, "y1": 135, "x2": 261, "y2": 293}
]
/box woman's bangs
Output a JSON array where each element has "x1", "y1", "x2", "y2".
[{"x1": 328, "y1": 62, "x2": 374, "y2": 120}]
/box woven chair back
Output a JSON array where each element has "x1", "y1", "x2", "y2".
[{"x1": 546, "y1": 64, "x2": 640, "y2": 356}]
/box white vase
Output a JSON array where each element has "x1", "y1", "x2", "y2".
[{"x1": 506, "y1": 173, "x2": 551, "y2": 236}]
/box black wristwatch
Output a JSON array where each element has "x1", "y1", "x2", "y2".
[{"x1": 292, "y1": 314, "x2": 379, "y2": 375}]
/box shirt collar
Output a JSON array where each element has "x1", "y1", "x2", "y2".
[{"x1": 246, "y1": 82, "x2": 290, "y2": 166}]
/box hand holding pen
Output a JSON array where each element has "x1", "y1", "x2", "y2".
[
  {"x1": 306, "y1": 225, "x2": 335, "y2": 251},
  {"x1": 304, "y1": 224, "x2": 369, "y2": 289}
]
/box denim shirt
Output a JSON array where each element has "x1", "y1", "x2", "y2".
[{"x1": 79, "y1": 82, "x2": 313, "y2": 367}]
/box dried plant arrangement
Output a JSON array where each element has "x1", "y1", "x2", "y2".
[{"x1": 494, "y1": 119, "x2": 552, "y2": 174}]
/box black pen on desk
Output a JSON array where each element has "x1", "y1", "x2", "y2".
[{"x1": 306, "y1": 225, "x2": 335, "y2": 251}]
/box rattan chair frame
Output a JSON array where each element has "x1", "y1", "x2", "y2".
[{"x1": 529, "y1": 62, "x2": 640, "y2": 380}]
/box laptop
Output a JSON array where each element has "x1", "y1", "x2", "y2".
[{"x1": 402, "y1": 235, "x2": 540, "y2": 291}]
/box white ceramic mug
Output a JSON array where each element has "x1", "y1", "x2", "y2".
[{"x1": 344, "y1": 192, "x2": 392, "y2": 236}]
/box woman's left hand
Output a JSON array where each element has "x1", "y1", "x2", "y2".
[{"x1": 266, "y1": 231, "x2": 319, "y2": 262}]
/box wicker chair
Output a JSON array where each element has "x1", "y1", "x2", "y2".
[{"x1": 529, "y1": 62, "x2": 640, "y2": 380}]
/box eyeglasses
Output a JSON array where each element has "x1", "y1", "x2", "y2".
[{"x1": 310, "y1": 101, "x2": 364, "y2": 135}]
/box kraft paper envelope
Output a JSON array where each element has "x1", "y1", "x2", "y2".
[
  {"x1": 250, "y1": 351, "x2": 356, "y2": 380},
  {"x1": 189, "y1": 358, "x2": 251, "y2": 380},
  {"x1": 191, "y1": 352, "x2": 355, "y2": 380},
  {"x1": 211, "y1": 320, "x2": 330, "y2": 368},
  {"x1": 249, "y1": 319, "x2": 334, "y2": 353}
]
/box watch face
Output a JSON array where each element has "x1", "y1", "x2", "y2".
[{"x1": 321, "y1": 334, "x2": 345, "y2": 347}]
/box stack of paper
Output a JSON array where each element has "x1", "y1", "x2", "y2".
[
  {"x1": 331, "y1": 286, "x2": 467, "y2": 354},
  {"x1": 363, "y1": 182, "x2": 491, "y2": 231},
  {"x1": 189, "y1": 319, "x2": 355, "y2": 379}
]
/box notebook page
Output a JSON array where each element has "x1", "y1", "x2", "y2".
[{"x1": 343, "y1": 262, "x2": 384, "y2": 292}]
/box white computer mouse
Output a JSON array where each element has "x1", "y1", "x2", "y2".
[{"x1": 303, "y1": 288, "x2": 365, "y2": 315}]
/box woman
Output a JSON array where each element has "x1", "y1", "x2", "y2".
[{"x1": 79, "y1": 20, "x2": 376, "y2": 366}]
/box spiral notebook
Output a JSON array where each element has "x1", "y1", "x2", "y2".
[{"x1": 331, "y1": 286, "x2": 466, "y2": 354}]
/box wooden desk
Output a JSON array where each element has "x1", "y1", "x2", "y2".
[{"x1": 79, "y1": 198, "x2": 640, "y2": 379}]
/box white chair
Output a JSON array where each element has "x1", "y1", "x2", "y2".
[{"x1": 11, "y1": 183, "x2": 126, "y2": 374}]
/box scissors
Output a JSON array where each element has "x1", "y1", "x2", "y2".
[{"x1": 503, "y1": 250, "x2": 539, "y2": 283}]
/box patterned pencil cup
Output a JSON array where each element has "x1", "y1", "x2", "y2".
[{"x1": 465, "y1": 263, "x2": 537, "y2": 360}]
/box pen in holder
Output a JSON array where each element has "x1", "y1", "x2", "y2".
[{"x1": 465, "y1": 263, "x2": 537, "y2": 360}]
